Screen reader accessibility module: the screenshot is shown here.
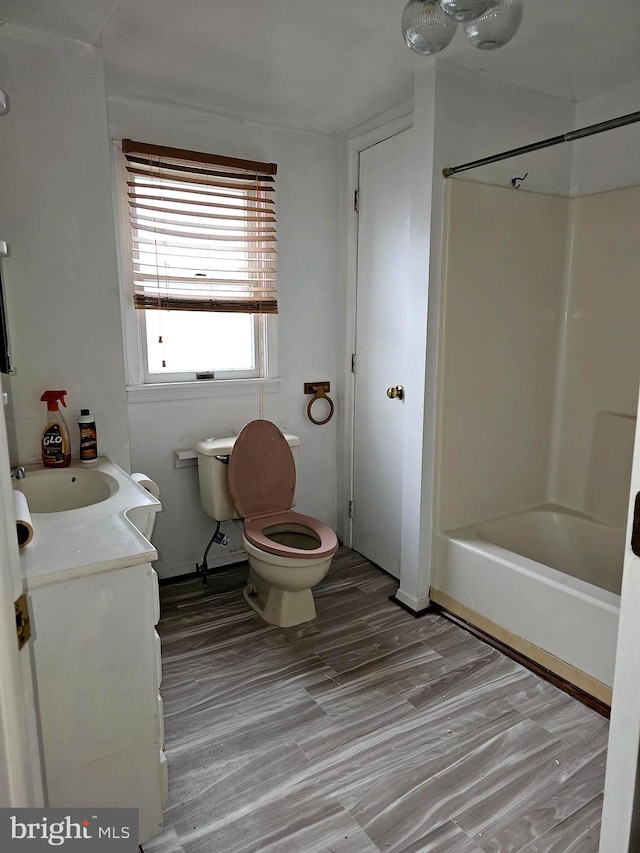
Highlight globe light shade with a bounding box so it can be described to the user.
[464,0,524,50]
[402,0,458,56]
[438,0,493,23]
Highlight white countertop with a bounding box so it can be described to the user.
[18,457,161,589]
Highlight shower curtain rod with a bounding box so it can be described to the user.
[443,109,640,178]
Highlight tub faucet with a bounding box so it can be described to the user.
[11,465,26,480]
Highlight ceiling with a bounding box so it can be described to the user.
[2,0,640,133]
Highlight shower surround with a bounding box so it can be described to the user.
[433,179,640,702]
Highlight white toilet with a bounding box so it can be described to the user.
[195,419,338,627]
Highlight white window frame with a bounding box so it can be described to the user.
[139,309,265,384]
[111,141,279,403]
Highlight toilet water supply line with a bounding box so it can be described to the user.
[195,521,231,586]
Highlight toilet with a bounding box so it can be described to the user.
[195,420,338,627]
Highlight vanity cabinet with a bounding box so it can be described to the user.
[18,458,166,845]
[28,561,167,843]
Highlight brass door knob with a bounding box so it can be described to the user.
[386,385,405,400]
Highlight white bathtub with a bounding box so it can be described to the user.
[434,505,624,700]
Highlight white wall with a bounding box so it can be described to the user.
[0,29,340,580]
[391,67,436,613]
[571,79,640,196]
[108,96,340,577]
[435,63,576,196]
[0,28,130,470]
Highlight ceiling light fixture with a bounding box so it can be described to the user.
[401,1,457,56]
[439,0,492,22]
[402,0,523,56]
[464,0,524,50]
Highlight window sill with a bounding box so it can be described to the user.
[127,377,282,403]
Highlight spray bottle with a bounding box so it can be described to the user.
[40,390,71,468]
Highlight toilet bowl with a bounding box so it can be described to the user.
[195,420,338,627]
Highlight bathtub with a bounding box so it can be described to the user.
[433,505,624,703]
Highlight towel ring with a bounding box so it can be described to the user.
[305,384,335,425]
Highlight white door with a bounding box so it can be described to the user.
[352,128,412,578]
[600,379,640,850]
[0,397,43,807]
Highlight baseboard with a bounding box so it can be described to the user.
[391,587,432,615]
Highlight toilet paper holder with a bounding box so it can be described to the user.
[304,382,334,426]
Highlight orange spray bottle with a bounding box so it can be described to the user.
[40,390,71,468]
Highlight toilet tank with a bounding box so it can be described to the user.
[195,433,300,521]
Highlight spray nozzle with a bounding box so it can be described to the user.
[40,390,68,411]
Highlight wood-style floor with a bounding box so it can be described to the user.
[143,547,608,853]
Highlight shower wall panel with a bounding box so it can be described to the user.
[437,179,568,532]
[550,186,640,525]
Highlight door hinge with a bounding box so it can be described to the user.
[15,592,31,651]
[351,353,356,373]
[354,189,359,213]
[348,500,355,519]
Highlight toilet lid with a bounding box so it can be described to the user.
[228,420,296,518]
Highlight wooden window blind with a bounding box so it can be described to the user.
[122,139,278,314]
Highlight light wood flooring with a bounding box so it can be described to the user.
[143,547,608,853]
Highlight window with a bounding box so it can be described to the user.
[120,139,277,386]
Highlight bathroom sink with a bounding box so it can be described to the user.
[14,468,118,513]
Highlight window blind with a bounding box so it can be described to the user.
[122,139,278,314]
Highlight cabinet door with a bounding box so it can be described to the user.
[30,562,164,842]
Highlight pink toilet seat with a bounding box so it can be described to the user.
[244,510,338,560]
[229,420,339,561]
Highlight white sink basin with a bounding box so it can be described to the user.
[14,468,119,513]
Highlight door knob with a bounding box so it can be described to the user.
[386,385,405,400]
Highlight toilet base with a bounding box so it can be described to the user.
[243,569,317,627]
